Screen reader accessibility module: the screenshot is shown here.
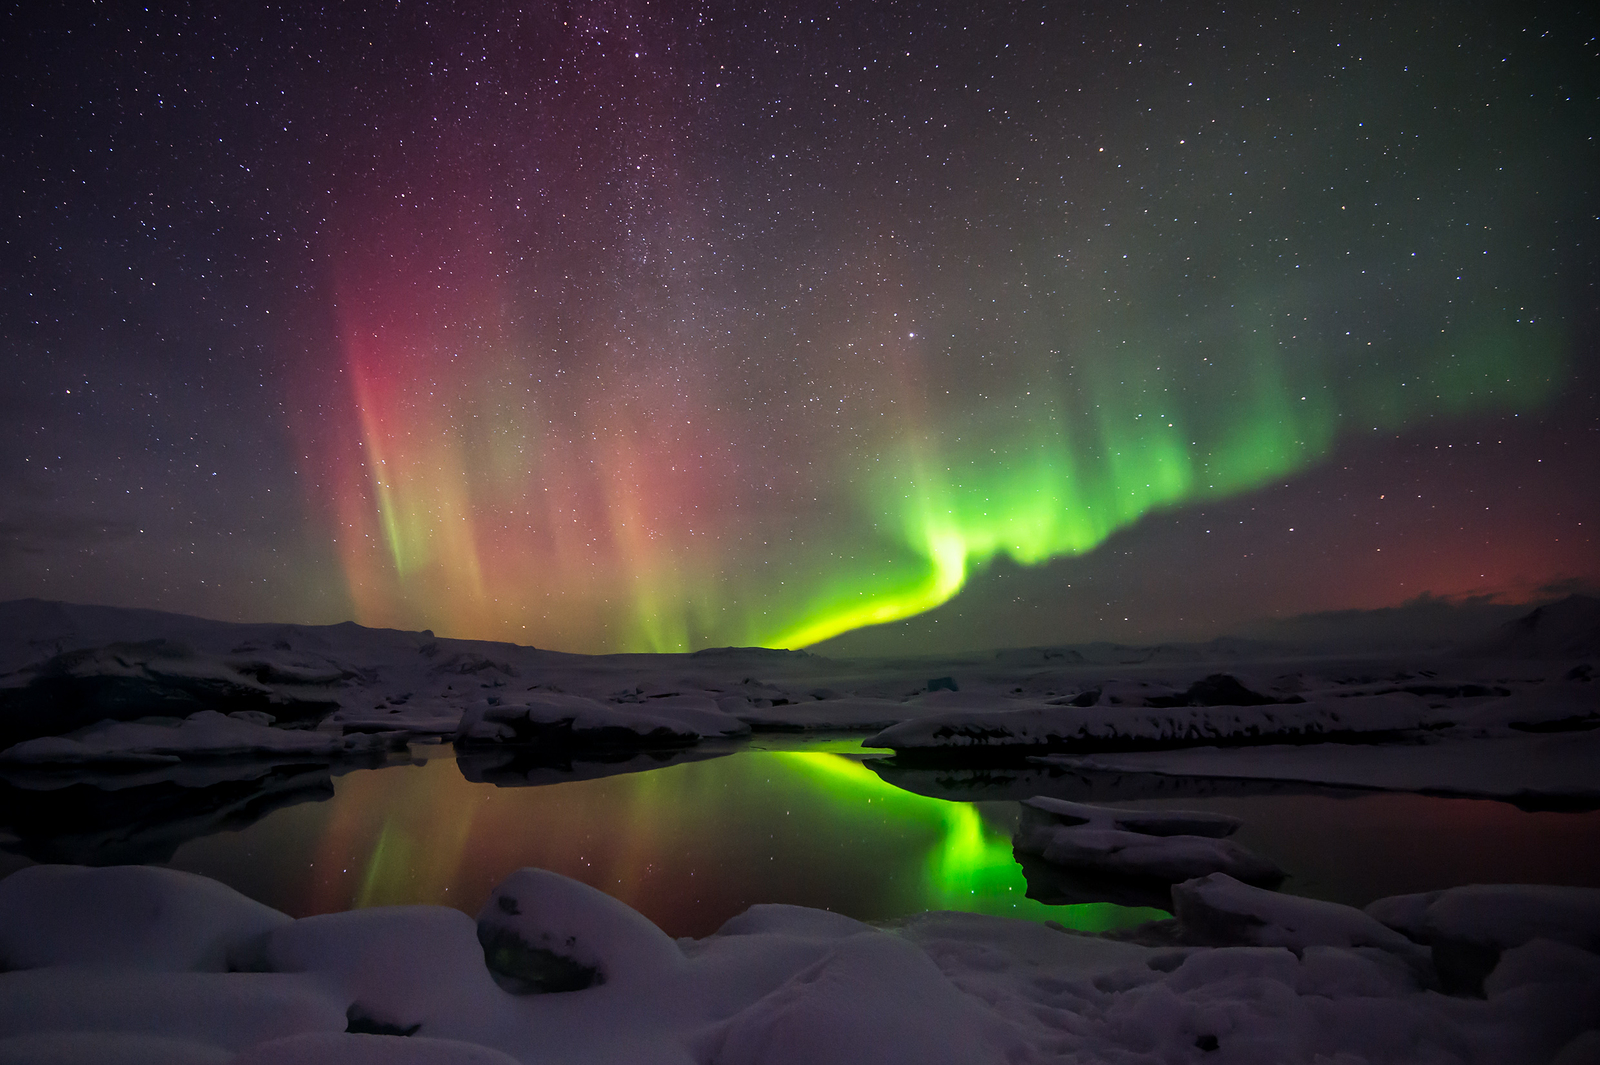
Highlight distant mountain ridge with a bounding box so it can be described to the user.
[1464,594,1600,660]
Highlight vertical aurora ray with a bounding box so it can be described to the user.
[286,4,1579,652]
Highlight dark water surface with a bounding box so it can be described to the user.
[3,737,1597,938]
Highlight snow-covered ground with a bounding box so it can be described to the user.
[0,596,1597,1061]
[0,862,1596,1064]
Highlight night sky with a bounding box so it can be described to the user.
[2,1,1596,654]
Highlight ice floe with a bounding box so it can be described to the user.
[1014,797,1283,886]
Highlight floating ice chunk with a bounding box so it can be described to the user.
[459,693,747,748]
[263,906,506,1037]
[231,1032,524,1065]
[0,1031,232,1065]
[475,868,684,993]
[1172,873,1420,954]
[1020,824,1284,885]
[1022,796,1243,838]
[0,864,290,972]
[732,697,907,731]
[0,711,355,765]
[1015,798,1279,885]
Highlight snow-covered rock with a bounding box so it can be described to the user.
[474,867,686,992]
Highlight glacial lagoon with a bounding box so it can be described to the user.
[4,735,1598,937]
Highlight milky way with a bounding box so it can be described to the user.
[3,2,1596,651]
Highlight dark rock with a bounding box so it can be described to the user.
[477,922,603,994]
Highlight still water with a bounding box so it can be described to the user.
[4,737,1598,938]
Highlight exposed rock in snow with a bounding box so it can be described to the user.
[476,868,686,993]
[1014,798,1283,886]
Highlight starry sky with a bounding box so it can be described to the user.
[2,0,1596,654]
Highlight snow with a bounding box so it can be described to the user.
[0,1032,234,1065]
[477,868,686,989]
[0,710,398,766]
[1039,730,1600,803]
[863,692,1448,755]
[1170,872,1424,955]
[1366,884,1600,953]
[1014,798,1283,885]
[233,1033,526,1064]
[0,863,289,971]
[2,599,1598,1060]
[2,863,1596,1064]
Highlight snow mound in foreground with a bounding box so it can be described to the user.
[1,863,1597,1064]
[0,863,289,972]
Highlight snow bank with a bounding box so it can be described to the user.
[693,931,1024,1065]
[0,1031,233,1064]
[232,1033,525,1065]
[1039,730,1600,802]
[1367,884,1600,953]
[0,864,289,971]
[730,697,906,731]
[1014,797,1282,885]
[1171,872,1423,955]
[1,863,1594,1064]
[0,711,399,766]
[864,691,1440,755]
[457,693,748,749]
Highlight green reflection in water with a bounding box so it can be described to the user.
[707,751,1165,931]
[345,746,1165,933]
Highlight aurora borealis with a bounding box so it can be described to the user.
[3,1,1596,652]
